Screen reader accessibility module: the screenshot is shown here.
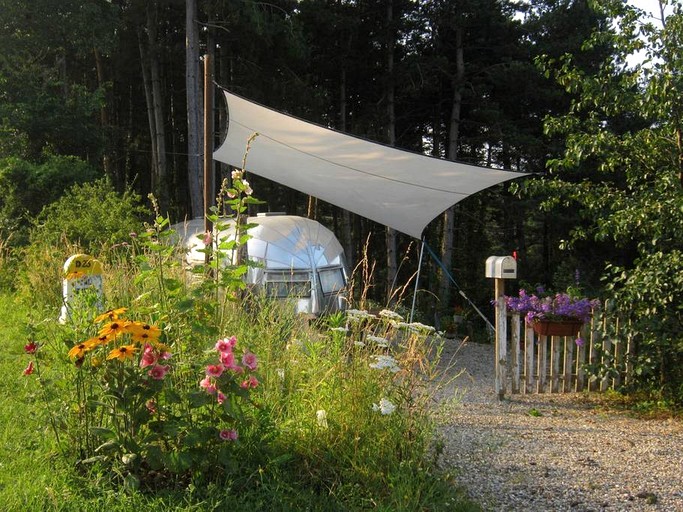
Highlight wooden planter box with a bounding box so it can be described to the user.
[532,319,583,337]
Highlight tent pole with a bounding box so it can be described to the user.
[409,238,425,323]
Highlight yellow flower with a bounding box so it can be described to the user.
[94,308,128,323]
[127,322,161,338]
[68,342,94,360]
[127,322,162,344]
[106,344,138,362]
[98,320,130,339]
[84,334,111,347]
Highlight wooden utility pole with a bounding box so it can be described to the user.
[203,53,214,234]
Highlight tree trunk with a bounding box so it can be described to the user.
[147,1,169,213]
[93,48,114,182]
[186,0,203,219]
[385,0,398,304]
[138,29,158,195]
[439,26,464,310]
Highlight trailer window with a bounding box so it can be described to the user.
[264,271,311,298]
[319,268,345,295]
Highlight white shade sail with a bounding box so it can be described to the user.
[213,90,525,239]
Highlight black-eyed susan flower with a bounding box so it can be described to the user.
[83,334,111,347]
[127,324,161,344]
[68,342,95,360]
[98,320,130,339]
[106,344,138,362]
[94,308,128,324]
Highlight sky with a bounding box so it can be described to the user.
[628,0,673,19]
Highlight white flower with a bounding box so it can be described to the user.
[231,169,243,180]
[367,335,390,347]
[397,321,436,334]
[316,409,328,428]
[276,368,285,380]
[379,309,403,321]
[347,309,377,321]
[372,398,396,415]
[330,326,348,333]
[369,354,400,373]
[353,341,366,347]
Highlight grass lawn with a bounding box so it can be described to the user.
[0,293,480,511]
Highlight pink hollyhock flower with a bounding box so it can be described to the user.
[219,429,238,441]
[215,337,234,353]
[140,343,157,368]
[206,363,224,378]
[146,399,157,414]
[23,361,34,376]
[24,341,38,354]
[216,391,226,404]
[220,351,235,368]
[240,375,259,389]
[203,231,212,245]
[200,376,217,394]
[231,365,244,375]
[159,351,172,360]
[148,364,170,380]
[242,351,258,371]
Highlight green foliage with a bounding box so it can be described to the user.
[31,178,147,251]
[515,2,683,403]
[0,154,101,244]
[3,164,475,509]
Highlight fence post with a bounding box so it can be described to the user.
[494,278,507,400]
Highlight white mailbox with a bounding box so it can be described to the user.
[485,255,517,279]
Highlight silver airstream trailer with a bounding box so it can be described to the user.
[173,213,348,315]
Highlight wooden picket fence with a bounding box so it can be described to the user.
[495,311,634,397]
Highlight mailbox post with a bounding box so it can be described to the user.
[485,256,517,400]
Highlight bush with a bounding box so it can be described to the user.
[0,154,100,245]
[16,179,148,307]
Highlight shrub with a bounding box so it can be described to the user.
[16,179,147,307]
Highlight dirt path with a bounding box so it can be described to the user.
[433,340,683,512]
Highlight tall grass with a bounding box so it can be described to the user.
[0,185,479,510]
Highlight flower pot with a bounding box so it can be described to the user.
[532,319,583,337]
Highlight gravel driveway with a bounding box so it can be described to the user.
[432,340,683,512]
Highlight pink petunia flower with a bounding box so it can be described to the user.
[242,351,258,371]
[23,361,34,376]
[140,343,157,368]
[206,364,224,378]
[24,341,38,354]
[240,375,259,389]
[148,364,170,380]
[219,429,238,441]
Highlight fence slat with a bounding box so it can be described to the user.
[551,336,561,392]
[511,315,521,393]
[525,325,535,393]
[537,334,547,393]
[564,334,574,392]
